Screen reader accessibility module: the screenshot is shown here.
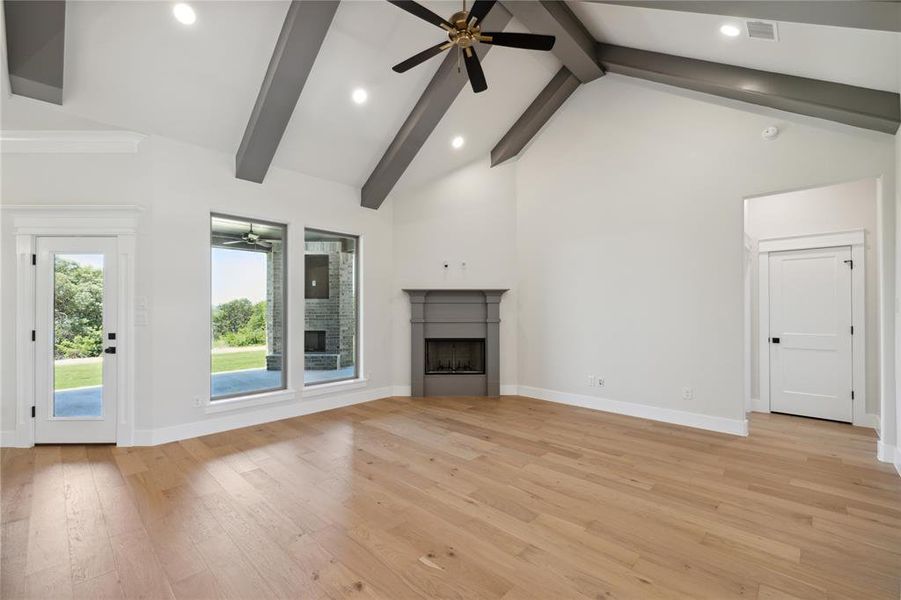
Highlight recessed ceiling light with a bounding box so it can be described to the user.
[351,88,368,105]
[451,136,464,149]
[173,3,196,25]
[719,24,741,37]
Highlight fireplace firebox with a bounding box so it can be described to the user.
[305,330,326,353]
[425,339,485,375]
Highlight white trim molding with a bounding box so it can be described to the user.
[756,229,869,428]
[757,229,865,253]
[204,388,297,415]
[0,130,146,154]
[876,440,901,477]
[3,205,141,447]
[136,385,393,446]
[518,386,748,437]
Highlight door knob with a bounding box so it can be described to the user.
[770,337,780,344]
[103,346,117,354]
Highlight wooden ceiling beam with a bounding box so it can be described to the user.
[236,0,340,183]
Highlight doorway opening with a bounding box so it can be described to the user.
[744,178,879,427]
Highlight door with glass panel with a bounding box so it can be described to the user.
[35,237,118,443]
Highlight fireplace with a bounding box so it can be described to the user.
[425,339,485,374]
[305,330,326,353]
[404,289,507,396]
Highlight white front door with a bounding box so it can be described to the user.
[35,237,118,443]
[769,246,853,423]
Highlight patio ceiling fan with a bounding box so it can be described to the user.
[222,224,276,250]
[388,0,556,93]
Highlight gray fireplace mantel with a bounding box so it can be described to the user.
[403,289,508,397]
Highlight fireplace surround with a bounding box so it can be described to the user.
[403,289,507,396]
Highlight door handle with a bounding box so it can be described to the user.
[770,337,780,344]
[103,346,117,354]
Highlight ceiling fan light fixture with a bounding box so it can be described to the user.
[173,3,196,25]
[351,88,368,105]
[451,135,465,149]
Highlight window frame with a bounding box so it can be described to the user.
[303,227,360,388]
[209,212,289,402]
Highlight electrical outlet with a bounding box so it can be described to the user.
[192,396,202,408]
[681,387,694,400]
[587,375,596,387]
[597,377,605,389]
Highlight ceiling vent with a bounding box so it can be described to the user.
[746,20,778,41]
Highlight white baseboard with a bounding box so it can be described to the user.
[0,430,25,448]
[518,386,748,437]
[860,413,879,430]
[750,397,768,413]
[392,385,412,397]
[500,384,519,396]
[133,385,393,446]
[877,440,901,476]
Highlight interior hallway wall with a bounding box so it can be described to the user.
[745,178,881,416]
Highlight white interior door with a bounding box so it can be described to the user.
[769,246,852,422]
[35,237,118,443]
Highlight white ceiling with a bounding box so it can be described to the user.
[568,2,900,93]
[3,1,897,194]
[45,0,561,189]
[63,0,289,152]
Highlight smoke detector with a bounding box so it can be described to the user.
[761,126,779,141]
[747,20,779,41]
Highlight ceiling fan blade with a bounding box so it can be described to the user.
[255,240,273,249]
[463,47,488,94]
[467,0,495,26]
[393,42,452,73]
[387,1,454,31]
[222,240,244,245]
[479,32,555,51]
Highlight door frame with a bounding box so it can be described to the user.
[7,205,139,447]
[757,229,867,426]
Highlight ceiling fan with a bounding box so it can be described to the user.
[389,0,556,93]
[221,224,276,250]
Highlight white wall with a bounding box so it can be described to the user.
[390,158,518,392]
[746,178,880,416]
[1,98,395,442]
[3,73,898,444]
[388,75,896,434]
[505,80,901,438]
[514,76,895,425]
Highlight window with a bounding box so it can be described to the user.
[304,228,358,385]
[210,215,286,400]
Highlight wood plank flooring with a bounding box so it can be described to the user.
[2,396,900,599]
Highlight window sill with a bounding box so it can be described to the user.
[204,388,296,414]
[303,377,368,397]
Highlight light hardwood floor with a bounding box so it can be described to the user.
[2,396,900,599]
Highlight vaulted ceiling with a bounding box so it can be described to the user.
[3,1,899,203]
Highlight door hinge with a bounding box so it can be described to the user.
[31,254,36,266]
[31,330,35,342]
[844,259,853,269]
[850,325,854,335]
[31,406,35,418]
[851,390,855,400]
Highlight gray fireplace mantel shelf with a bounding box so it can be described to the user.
[403,289,508,397]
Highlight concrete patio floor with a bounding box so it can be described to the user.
[53,366,358,415]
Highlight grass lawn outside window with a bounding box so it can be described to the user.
[54,349,266,390]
